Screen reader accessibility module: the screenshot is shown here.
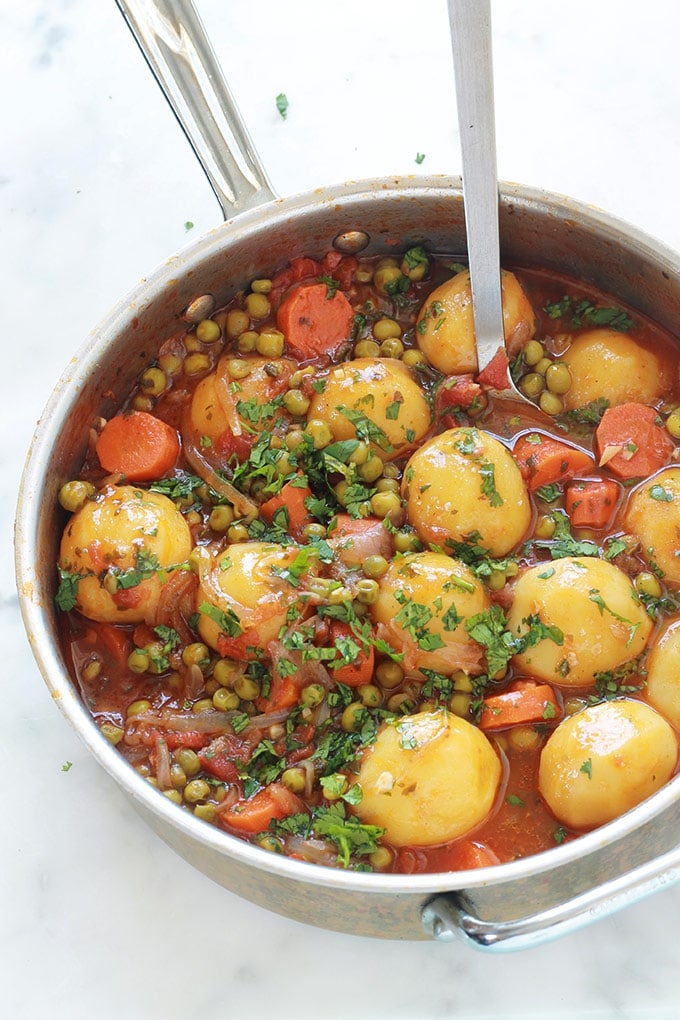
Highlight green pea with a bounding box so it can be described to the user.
[209,504,235,532]
[545,362,572,395]
[196,318,222,343]
[184,779,211,803]
[356,578,380,604]
[193,802,218,823]
[174,749,201,777]
[213,687,240,711]
[283,389,311,416]
[363,554,389,579]
[58,479,95,513]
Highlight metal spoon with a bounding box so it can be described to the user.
[448,0,542,413]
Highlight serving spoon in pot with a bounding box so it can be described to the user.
[447,0,552,422]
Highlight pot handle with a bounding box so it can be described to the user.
[114,0,277,218]
[421,844,680,951]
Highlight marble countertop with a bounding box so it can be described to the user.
[4,1,680,1017]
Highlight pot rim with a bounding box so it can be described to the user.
[15,173,680,897]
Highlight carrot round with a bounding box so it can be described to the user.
[220,783,305,834]
[513,432,594,490]
[96,411,180,481]
[565,477,620,530]
[276,281,354,359]
[479,680,560,731]
[329,620,375,687]
[259,476,315,540]
[595,402,674,479]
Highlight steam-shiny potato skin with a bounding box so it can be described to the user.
[402,427,531,556]
[306,357,431,460]
[623,468,680,584]
[354,709,502,846]
[644,619,680,729]
[415,269,536,375]
[538,700,678,830]
[58,485,192,624]
[562,329,665,411]
[370,551,490,674]
[508,557,652,686]
[196,541,310,659]
[190,356,295,444]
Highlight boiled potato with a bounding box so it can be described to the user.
[508,557,653,687]
[196,541,313,659]
[370,551,490,674]
[644,618,680,729]
[402,427,531,556]
[354,709,502,846]
[562,329,665,411]
[190,356,296,444]
[415,269,536,375]
[58,485,192,624]
[539,699,678,830]
[306,357,431,460]
[623,468,680,585]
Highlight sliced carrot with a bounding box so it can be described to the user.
[328,620,375,687]
[255,671,300,714]
[276,281,354,359]
[479,679,560,731]
[97,622,132,662]
[565,477,620,529]
[220,783,305,834]
[259,476,315,540]
[513,432,594,490]
[476,348,510,389]
[96,410,180,482]
[595,402,674,479]
[428,839,501,871]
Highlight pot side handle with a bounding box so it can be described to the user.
[115,0,277,218]
[421,845,680,951]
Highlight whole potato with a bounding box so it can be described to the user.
[306,357,431,460]
[370,551,491,674]
[562,329,665,411]
[415,269,536,375]
[644,618,680,729]
[196,540,314,659]
[623,468,680,584]
[507,556,653,686]
[58,485,192,624]
[539,699,678,829]
[401,426,531,556]
[354,709,502,846]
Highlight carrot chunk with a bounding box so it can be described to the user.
[595,402,674,479]
[276,281,354,359]
[479,680,560,731]
[513,432,594,490]
[565,477,620,529]
[259,476,315,540]
[220,783,305,834]
[328,621,375,687]
[96,410,180,481]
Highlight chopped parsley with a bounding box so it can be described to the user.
[276,92,289,119]
[198,601,242,637]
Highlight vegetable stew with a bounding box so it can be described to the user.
[56,247,680,874]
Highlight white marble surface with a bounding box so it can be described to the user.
[4,1,680,1017]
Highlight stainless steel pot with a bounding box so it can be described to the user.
[14,0,680,950]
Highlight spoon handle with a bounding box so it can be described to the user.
[447,0,504,373]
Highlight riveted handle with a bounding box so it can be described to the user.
[115,0,276,219]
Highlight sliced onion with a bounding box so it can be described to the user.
[181,408,257,519]
[155,736,172,790]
